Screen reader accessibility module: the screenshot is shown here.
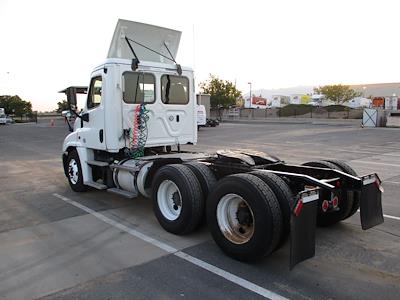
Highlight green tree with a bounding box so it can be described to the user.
[313,85,361,104]
[0,95,32,116]
[199,74,242,108]
[56,99,69,113]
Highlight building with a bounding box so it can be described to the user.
[351,82,400,98]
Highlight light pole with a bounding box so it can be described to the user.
[247,82,252,108]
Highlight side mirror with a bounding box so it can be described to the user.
[81,113,89,122]
[66,87,77,108]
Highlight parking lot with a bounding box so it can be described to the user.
[0,120,399,300]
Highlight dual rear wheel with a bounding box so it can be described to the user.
[302,160,360,226]
[152,165,293,261]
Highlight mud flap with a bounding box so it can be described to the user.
[290,190,319,269]
[360,174,384,230]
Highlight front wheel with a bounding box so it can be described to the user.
[65,150,87,192]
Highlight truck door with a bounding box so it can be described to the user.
[122,72,194,148]
[80,74,106,150]
[157,74,193,144]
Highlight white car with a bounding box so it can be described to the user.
[0,114,7,125]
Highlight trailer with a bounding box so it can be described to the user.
[61,19,384,269]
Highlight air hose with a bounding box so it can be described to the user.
[127,103,149,158]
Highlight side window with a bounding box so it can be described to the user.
[87,76,102,109]
[123,72,155,104]
[161,75,189,104]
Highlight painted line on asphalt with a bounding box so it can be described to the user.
[357,210,400,221]
[383,214,400,221]
[384,181,400,185]
[352,160,400,168]
[53,193,288,300]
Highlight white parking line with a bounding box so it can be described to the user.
[53,193,289,300]
[356,210,400,221]
[384,181,400,185]
[383,214,400,221]
[352,160,400,168]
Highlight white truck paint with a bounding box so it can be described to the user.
[62,20,197,185]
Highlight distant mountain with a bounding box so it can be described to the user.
[245,86,314,99]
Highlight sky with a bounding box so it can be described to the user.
[0,0,399,111]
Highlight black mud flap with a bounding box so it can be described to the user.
[290,189,319,270]
[360,174,384,230]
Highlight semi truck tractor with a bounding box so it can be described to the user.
[61,19,384,268]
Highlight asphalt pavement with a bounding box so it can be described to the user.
[0,120,399,300]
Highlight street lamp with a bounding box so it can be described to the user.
[247,82,252,108]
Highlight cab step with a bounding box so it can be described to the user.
[87,160,110,167]
[85,181,108,190]
[107,188,138,198]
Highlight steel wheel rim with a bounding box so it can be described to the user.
[68,159,79,185]
[157,180,182,221]
[217,193,255,244]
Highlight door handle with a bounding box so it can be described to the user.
[176,115,180,122]
[99,129,104,143]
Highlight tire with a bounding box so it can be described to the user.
[323,159,360,219]
[152,164,204,235]
[206,173,282,261]
[250,171,294,249]
[184,162,218,226]
[184,162,217,198]
[65,150,87,192]
[302,160,354,226]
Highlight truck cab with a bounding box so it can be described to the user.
[63,20,197,159]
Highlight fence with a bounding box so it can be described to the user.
[210,106,363,120]
[13,112,38,123]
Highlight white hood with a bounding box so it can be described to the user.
[107,19,181,63]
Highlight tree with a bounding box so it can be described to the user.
[56,100,69,113]
[313,85,361,104]
[199,74,243,108]
[0,95,32,116]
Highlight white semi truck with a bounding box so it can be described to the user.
[61,20,384,268]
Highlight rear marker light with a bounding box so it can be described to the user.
[294,199,304,217]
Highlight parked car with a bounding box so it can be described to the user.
[0,113,6,125]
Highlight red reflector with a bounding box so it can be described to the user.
[332,196,339,208]
[322,200,329,212]
[375,180,384,193]
[336,181,341,188]
[294,199,304,217]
